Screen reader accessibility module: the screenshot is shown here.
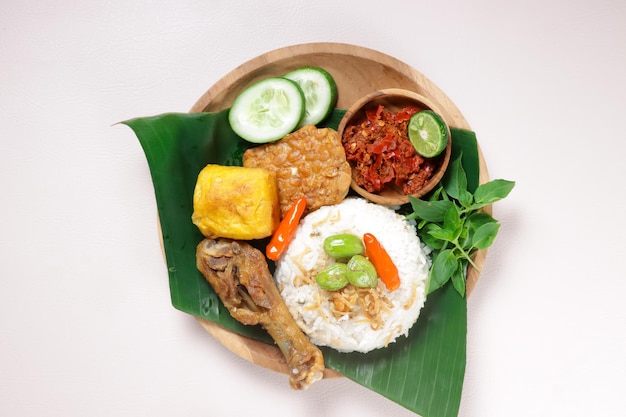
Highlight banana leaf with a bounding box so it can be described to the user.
[122,110,479,417]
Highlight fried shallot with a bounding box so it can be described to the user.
[196,238,325,390]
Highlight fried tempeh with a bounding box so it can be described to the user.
[243,125,351,216]
[196,238,325,390]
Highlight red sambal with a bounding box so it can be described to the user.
[342,104,440,195]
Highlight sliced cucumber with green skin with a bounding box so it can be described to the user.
[228,77,305,143]
[283,66,337,127]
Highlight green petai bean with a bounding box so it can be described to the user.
[316,263,349,291]
[323,233,365,259]
[346,255,378,288]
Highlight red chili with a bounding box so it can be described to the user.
[369,133,395,154]
[363,232,400,291]
[266,197,307,261]
[365,104,384,123]
[393,105,420,121]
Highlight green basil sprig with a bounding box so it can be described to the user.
[407,154,515,297]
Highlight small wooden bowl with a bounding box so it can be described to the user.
[337,88,452,205]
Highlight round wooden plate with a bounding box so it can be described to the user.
[190,42,490,378]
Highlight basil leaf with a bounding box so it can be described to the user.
[408,196,453,223]
[451,261,466,297]
[443,154,468,200]
[459,189,474,209]
[443,204,463,240]
[428,249,458,294]
[427,224,456,242]
[470,221,501,249]
[466,211,496,230]
[428,185,445,201]
[472,179,516,207]
[420,223,445,250]
[462,212,496,247]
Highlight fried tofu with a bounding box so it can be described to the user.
[192,164,279,240]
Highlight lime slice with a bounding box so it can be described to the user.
[283,66,338,126]
[407,110,448,158]
[228,77,305,143]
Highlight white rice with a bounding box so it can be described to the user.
[274,197,430,353]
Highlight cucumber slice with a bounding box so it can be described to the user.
[228,77,305,143]
[283,66,337,126]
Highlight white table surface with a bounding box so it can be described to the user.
[2,1,625,416]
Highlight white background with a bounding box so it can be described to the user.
[2,1,625,416]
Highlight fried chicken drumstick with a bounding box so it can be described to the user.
[196,238,325,390]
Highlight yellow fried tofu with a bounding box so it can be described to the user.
[191,164,280,240]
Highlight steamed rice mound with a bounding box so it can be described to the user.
[274,198,430,353]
